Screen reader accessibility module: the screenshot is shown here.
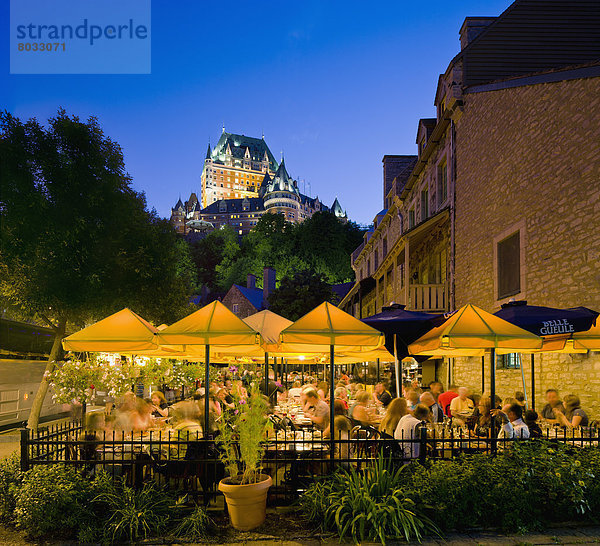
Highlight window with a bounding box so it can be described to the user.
[497,232,521,299]
[367,259,371,277]
[232,303,239,313]
[374,250,379,270]
[420,188,429,221]
[437,161,447,206]
[497,353,520,369]
[382,237,387,257]
[408,208,415,229]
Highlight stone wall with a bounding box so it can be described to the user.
[222,286,259,319]
[452,75,600,417]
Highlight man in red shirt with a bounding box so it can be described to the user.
[437,385,459,417]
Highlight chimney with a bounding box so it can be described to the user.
[459,17,495,50]
[262,267,276,308]
[247,274,256,290]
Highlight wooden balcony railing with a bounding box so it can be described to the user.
[409,283,448,312]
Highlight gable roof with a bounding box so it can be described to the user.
[233,284,264,310]
[456,0,600,87]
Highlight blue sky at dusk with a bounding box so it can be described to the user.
[1,0,512,225]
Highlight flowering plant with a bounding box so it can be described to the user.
[216,384,272,484]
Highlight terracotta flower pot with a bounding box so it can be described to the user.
[218,474,273,531]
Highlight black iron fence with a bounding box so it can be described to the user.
[20,422,600,505]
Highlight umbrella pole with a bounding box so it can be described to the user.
[376,358,380,383]
[531,354,535,410]
[490,348,496,453]
[519,353,529,409]
[264,352,269,396]
[329,344,335,473]
[204,344,210,437]
[394,335,401,399]
[481,356,485,394]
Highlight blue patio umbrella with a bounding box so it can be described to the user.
[494,300,599,408]
[362,304,443,395]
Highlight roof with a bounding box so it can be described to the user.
[233,284,264,311]
[174,198,184,211]
[331,198,346,217]
[200,197,265,214]
[261,158,301,196]
[331,282,354,302]
[416,118,437,144]
[211,131,278,171]
[455,0,600,87]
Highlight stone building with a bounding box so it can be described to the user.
[222,268,277,318]
[170,130,346,236]
[341,0,600,413]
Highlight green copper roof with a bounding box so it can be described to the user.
[211,131,278,171]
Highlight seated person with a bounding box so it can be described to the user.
[471,396,501,438]
[420,391,444,423]
[302,390,330,431]
[524,409,543,438]
[373,382,393,407]
[379,397,408,437]
[348,391,375,426]
[394,404,430,459]
[150,391,169,418]
[323,400,351,438]
[553,394,589,428]
[404,389,420,412]
[540,389,565,425]
[288,381,303,400]
[169,401,203,459]
[491,402,530,441]
[449,387,475,424]
[334,386,349,410]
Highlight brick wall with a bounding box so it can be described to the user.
[452,75,600,416]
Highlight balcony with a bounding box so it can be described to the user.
[408,283,448,312]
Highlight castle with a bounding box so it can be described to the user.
[170,129,346,236]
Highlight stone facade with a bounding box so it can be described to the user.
[221,285,260,319]
[341,1,600,413]
[451,74,600,416]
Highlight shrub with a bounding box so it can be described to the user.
[93,477,174,542]
[301,455,439,544]
[0,452,23,522]
[14,464,96,538]
[398,441,599,533]
[172,503,214,540]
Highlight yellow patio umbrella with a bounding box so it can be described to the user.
[157,300,259,433]
[573,321,600,350]
[280,301,385,458]
[409,304,542,440]
[62,308,161,353]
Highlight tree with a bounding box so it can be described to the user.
[0,110,195,428]
[268,269,335,321]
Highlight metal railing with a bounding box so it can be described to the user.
[20,421,600,505]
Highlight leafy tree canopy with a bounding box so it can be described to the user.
[0,109,195,427]
[189,211,364,294]
[268,269,335,321]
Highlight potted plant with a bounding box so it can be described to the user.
[217,383,273,531]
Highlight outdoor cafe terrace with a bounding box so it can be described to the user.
[19,299,600,505]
